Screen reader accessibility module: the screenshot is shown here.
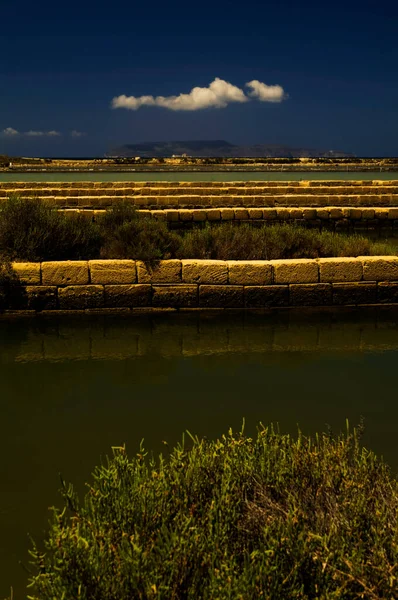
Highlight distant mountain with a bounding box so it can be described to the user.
[108,140,355,158]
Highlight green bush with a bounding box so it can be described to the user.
[0,254,19,310]
[28,425,398,599]
[0,196,102,261]
[177,222,395,260]
[97,203,180,264]
[0,197,395,262]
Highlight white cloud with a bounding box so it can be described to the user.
[70,130,86,138]
[246,80,286,103]
[1,128,62,138]
[25,130,61,137]
[112,77,252,111]
[2,127,19,136]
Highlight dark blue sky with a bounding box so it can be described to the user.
[1,0,397,157]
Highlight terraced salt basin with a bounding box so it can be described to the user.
[2,309,398,597]
[2,170,398,597]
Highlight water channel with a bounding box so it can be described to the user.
[1,171,398,182]
[1,309,398,597]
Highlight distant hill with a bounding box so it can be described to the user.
[108,140,355,158]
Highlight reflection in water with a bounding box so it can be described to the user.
[1,309,398,597]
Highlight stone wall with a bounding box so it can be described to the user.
[56,206,398,231]
[1,181,398,210]
[3,257,398,314]
[2,180,398,229]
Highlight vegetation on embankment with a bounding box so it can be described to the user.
[0,256,18,309]
[3,155,398,171]
[176,222,394,260]
[26,424,398,599]
[0,197,394,263]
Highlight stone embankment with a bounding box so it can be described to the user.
[2,180,398,229]
[3,257,398,314]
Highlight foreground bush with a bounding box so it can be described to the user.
[178,222,394,260]
[28,425,398,599]
[97,203,180,264]
[0,197,395,262]
[0,196,101,261]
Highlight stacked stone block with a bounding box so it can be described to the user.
[2,257,398,313]
[1,180,398,229]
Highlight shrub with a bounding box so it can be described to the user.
[0,196,102,261]
[28,424,398,599]
[0,198,394,263]
[97,203,180,264]
[177,222,395,260]
[0,254,19,310]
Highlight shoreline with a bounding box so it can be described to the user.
[2,157,398,174]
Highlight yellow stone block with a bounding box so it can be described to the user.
[58,285,104,309]
[12,262,41,284]
[276,208,290,220]
[220,209,235,220]
[228,261,272,285]
[360,256,398,281]
[151,210,167,220]
[152,285,198,307]
[319,258,363,282]
[350,208,363,220]
[89,260,136,284]
[179,209,193,221]
[289,208,303,219]
[330,207,344,219]
[192,210,207,221]
[104,284,151,307]
[302,208,317,219]
[234,208,249,220]
[182,259,228,284]
[271,259,319,284]
[166,210,180,221]
[206,209,221,221]
[137,259,181,283]
[42,261,89,285]
[248,208,263,219]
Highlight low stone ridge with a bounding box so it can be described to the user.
[2,181,398,234]
[34,205,398,231]
[2,257,398,313]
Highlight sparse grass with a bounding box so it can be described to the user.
[0,196,102,261]
[27,424,398,599]
[177,222,395,260]
[97,202,180,264]
[0,197,395,262]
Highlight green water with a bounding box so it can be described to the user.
[2,309,398,597]
[1,171,398,182]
